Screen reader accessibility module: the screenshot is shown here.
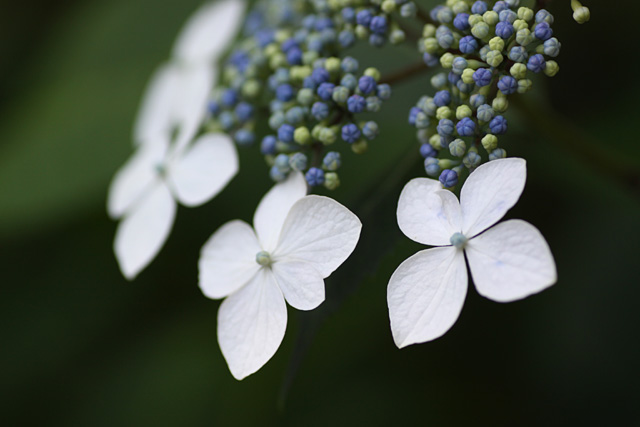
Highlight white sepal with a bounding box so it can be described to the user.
[272,261,325,311]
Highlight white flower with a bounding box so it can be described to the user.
[387,158,557,348]
[108,133,238,279]
[133,0,246,151]
[198,172,362,380]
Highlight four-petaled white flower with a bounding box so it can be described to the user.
[108,134,238,279]
[134,0,247,152]
[198,172,362,380]
[388,158,557,348]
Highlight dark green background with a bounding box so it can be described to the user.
[1,0,638,425]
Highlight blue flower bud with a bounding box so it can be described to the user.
[270,100,285,113]
[534,22,553,41]
[497,75,518,95]
[316,82,335,101]
[436,26,454,49]
[431,73,448,89]
[489,115,508,134]
[323,151,341,171]
[456,117,477,136]
[456,80,474,93]
[543,37,561,57]
[261,135,277,155]
[527,53,546,73]
[276,84,295,102]
[473,68,493,87]
[302,15,316,30]
[303,76,317,90]
[452,57,468,75]
[286,47,303,65]
[362,121,379,139]
[448,71,461,85]
[356,9,373,26]
[340,74,357,91]
[366,96,383,113]
[305,167,325,187]
[289,152,308,171]
[219,111,235,131]
[476,104,495,122]
[418,97,437,115]
[358,75,377,95]
[436,6,454,23]
[499,9,517,23]
[434,90,451,107]
[437,118,455,136]
[285,106,305,125]
[274,153,291,172]
[234,102,253,122]
[415,111,429,128]
[235,129,254,147]
[453,13,470,30]
[424,157,441,177]
[423,53,439,67]
[341,56,359,73]
[459,36,479,54]
[508,46,528,63]
[469,94,486,109]
[370,16,388,34]
[278,124,295,143]
[463,151,482,169]
[221,88,238,107]
[342,123,361,143]
[208,100,220,116]
[420,143,437,158]
[535,9,554,25]
[495,21,514,38]
[505,0,520,7]
[376,84,391,100]
[268,111,285,130]
[339,30,356,47]
[270,165,287,182]
[347,94,366,113]
[449,139,466,157]
[400,2,416,18]
[408,107,421,125]
[342,7,356,23]
[489,148,507,160]
[369,33,385,47]
[311,102,329,121]
[493,1,508,12]
[471,1,488,14]
[314,17,334,31]
[311,67,330,85]
[439,169,458,188]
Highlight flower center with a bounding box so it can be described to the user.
[450,232,468,249]
[255,251,272,267]
[154,163,167,177]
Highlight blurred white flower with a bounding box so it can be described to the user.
[108,133,238,279]
[133,0,247,151]
[199,172,362,380]
[388,158,557,348]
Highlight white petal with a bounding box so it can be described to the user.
[170,65,215,154]
[168,133,238,207]
[107,141,168,219]
[133,64,180,146]
[274,195,361,278]
[387,246,467,348]
[460,158,527,238]
[217,269,287,380]
[172,0,247,64]
[397,178,461,246]
[465,219,557,303]
[272,261,325,311]
[253,171,307,252]
[114,183,176,280]
[199,220,261,299]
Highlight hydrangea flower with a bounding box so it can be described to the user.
[198,172,362,379]
[387,158,557,348]
[108,134,238,279]
[133,0,246,151]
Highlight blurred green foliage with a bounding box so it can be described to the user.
[1,0,639,425]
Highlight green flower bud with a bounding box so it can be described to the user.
[319,127,337,145]
[488,37,505,52]
[290,65,312,83]
[449,139,466,158]
[492,95,509,113]
[241,79,261,98]
[471,22,490,39]
[303,50,319,65]
[311,125,324,140]
[517,79,533,93]
[510,63,527,79]
[436,106,453,120]
[381,0,396,13]
[390,29,406,44]
[423,24,436,38]
[423,37,440,53]
[324,172,340,190]
[294,127,311,145]
[440,52,455,68]
[515,29,533,46]
[430,133,443,149]
[483,10,499,25]
[481,134,498,151]
[264,43,279,57]
[486,50,504,67]
[439,159,456,169]
[325,57,341,74]
[456,105,472,119]
[572,3,590,24]
[513,19,528,31]
[517,7,534,21]
[468,14,483,26]
[355,24,369,39]
[364,67,381,82]
[452,1,469,14]
[544,60,560,77]
[462,68,476,84]
[269,53,286,69]
[351,139,368,154]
